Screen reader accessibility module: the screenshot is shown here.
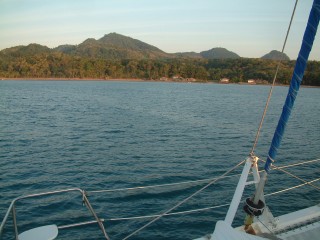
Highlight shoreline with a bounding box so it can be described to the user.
[1,77,319,88]
[0,77,145,82]
[0,77,212,84]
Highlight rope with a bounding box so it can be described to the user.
[108,204,230,221]
[102,177,320,223]
[84,158,319,236]
[256,216,276,236]
[265,178,320,197]
[261,159,320,192]
[273,168,320,191]
[250,0,299,156]
[86,158,320,195]
[121,159,246,240]
[87,173,241,194]
[274,158,320,170]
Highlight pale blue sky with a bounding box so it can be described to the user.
[1,0,319,60]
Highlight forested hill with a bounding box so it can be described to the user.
[54,33,172,59]
[200,48,240,59]
[261,50,290,61]
[0,33,319,86]
[174,48,240,59]
[0,32,284,61]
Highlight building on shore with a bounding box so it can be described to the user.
[247,79,256,84]
[220,78,230,84]
[160,77,169,81]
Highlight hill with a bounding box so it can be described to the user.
[200,48,240,59]
[174,52,202,58]
[1,44,51,57]
[53,44,76,54]
[98,33,163,52]
[0,33,242,61]
[0,33,243,61]
[2,33,318,85]
[261,50,290,61]
[55,33,172,59]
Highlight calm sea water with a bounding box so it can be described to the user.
[0,80,319,240]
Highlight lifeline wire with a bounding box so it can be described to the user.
[261,159,320,192]
[121,159,246,240]
[87,158,320,194]
[250,0,299,156]
[265,178,320,197]
[104,178,320,223]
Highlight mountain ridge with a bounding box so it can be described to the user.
[1,33,289,61]
[52,33,172,59]
[1,36,319,86]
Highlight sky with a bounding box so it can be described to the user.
[0,0,319,60]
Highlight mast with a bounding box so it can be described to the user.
[247,0,320,224]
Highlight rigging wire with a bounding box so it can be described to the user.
[250,0,299,156]
[121,159,246,240]
[265,177,320,197]
[108,203,230,221]
[273,168,320,191]
[86,158,320,194]
[261,159,320,191]
[94,158,319,225]
[73,158,319,235]
[103,178,320,223]
[256,216,276,236]
[87,173,240,194]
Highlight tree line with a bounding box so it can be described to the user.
[0,52,319,86]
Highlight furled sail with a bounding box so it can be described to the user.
[265,0,320,173]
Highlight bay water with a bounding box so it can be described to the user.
[0,80,319,239]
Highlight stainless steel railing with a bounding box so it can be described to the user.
[0,188,110,240]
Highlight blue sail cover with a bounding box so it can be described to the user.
[265,0,320,173]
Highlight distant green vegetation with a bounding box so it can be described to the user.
[0,52,319,85]
[0,33,319,85]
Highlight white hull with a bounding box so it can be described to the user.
[195,204,320,240]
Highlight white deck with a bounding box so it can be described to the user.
[271,204,320,240]
[195,204,320,240]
